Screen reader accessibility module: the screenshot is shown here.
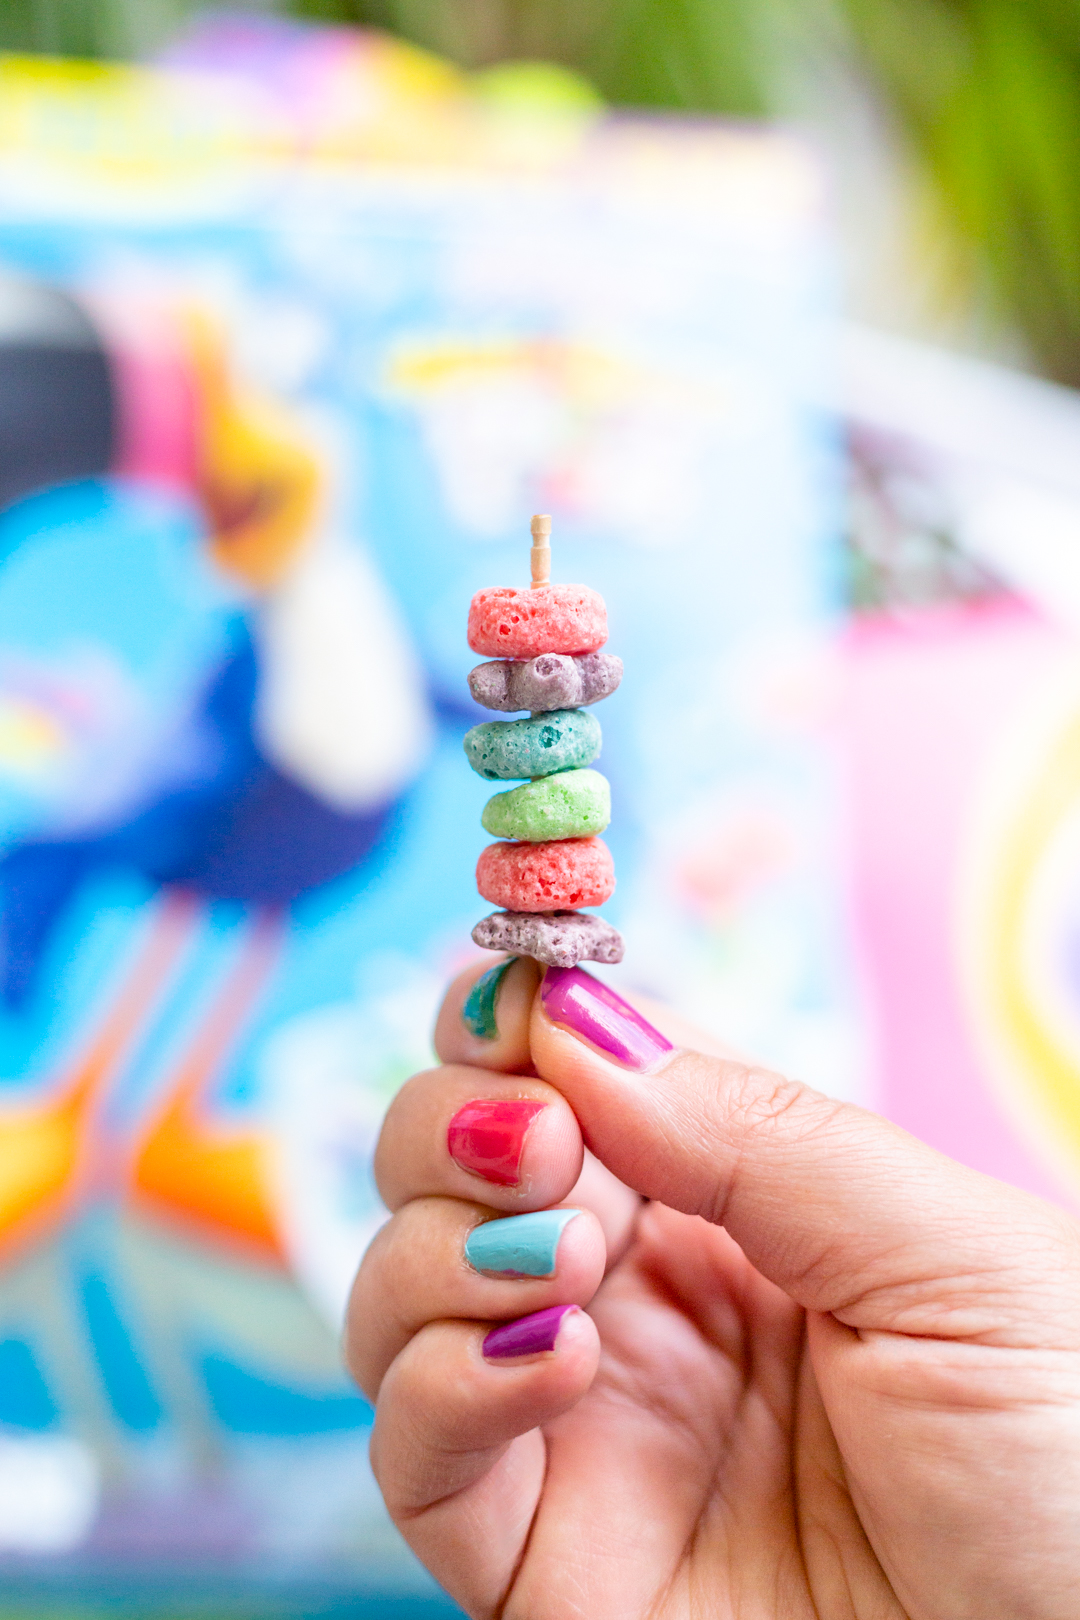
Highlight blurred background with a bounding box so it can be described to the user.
[6,0,1080,380]
[2,2,1080,1616]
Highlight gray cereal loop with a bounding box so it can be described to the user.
[468,651,623,713]
[471,909,625,968]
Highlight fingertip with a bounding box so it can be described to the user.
[435,955,542,1072]
[378,1310,598,1466]
[473,1303,601,1423]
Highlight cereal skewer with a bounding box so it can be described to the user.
[465,516,624,968]
[530,512,551,587]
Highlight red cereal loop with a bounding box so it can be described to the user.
[476,837,615,911]
[467,585,607,659]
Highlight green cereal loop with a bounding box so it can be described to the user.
[481,768,611,842]
[462,956,517,1040]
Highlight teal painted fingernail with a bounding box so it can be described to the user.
[462,957,516,1040]
[465,1209,582,1278]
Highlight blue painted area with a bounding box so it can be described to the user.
[0,606,395,1008]
[0,867,158,1090]
[199,1351,373,1436]
[100,900,242,1126]
[78,1272,163,1433]
[0,1336,58,1429]
[0,479,234,721]
[252,731,482,1036]
[0,1574,463,1616]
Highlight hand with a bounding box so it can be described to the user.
[346,957,1080,1618]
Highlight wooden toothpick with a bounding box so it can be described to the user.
[530,513,551,588]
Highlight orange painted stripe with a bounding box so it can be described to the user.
[0,892,197,1254]
[130,911,285,1264]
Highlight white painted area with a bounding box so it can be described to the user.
[255,527,433,811]
[947,471,1080,631]
[0,1434,99,1552]
[839,324,1080,495]
[262,956,442,1329]
[836,323,1080,631]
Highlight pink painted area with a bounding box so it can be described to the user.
[85,297,198,488]
[108,336,198,489]
[841,600,1075,1207]
[161,16,365,110]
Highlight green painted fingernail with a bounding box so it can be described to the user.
[462,957,516,1040]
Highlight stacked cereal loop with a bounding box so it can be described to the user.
[466,516,624,969]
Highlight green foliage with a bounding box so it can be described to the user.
[287,0,768,112]
[838,0,1080,381]
[0,0,196,58]
[584,0,767,117]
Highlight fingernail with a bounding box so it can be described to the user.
[465,1209,581,1278]
[462,957,516,1040]
[448,1098,546,1186]
[540,965,674,1072]
[483,1303,579,1361]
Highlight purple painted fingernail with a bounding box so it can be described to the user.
[541,965,674,1072]
[482,1304,579,1361]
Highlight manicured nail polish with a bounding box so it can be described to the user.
[448,1098,546,1186]
[483,1303,579,1361]
[462,957,516,1040]
[465,1208,581,1277]
[541,965,674,1072]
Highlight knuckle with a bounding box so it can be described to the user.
[343,1276,380,1385]
[721,1064,834,1146]
[378,1066,433,1134]
[706,1064,850,1231]
[342,1220,410,1398]
[372,1067,439,1200]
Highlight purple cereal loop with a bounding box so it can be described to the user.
[467,652,623,714]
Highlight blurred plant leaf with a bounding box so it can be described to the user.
[838,0,1080,380]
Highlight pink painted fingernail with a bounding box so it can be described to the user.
[541,966,674,1072]
[482,1304,579,1361]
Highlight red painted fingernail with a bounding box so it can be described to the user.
[447,1099,546,1187]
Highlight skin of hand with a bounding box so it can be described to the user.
[346,956,1080,1620]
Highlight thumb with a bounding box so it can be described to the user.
[530,966,1080,1346]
